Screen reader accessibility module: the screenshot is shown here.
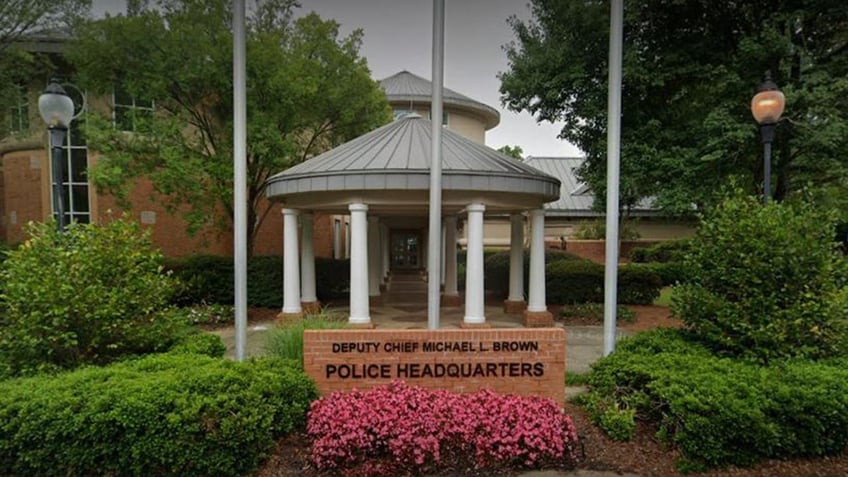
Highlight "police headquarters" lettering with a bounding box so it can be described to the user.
[325,362,545,379]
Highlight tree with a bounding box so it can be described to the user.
[67,0,391,255]
[500,0,848,214]
[496,144,524,160]
[0,0,91,136]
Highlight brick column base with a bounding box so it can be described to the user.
[503,299,527,314]
[523,310,554,327]
[301,301,322,315]
[277,311,303,322]
[346,322,376,329]
[459,321,491,329]
[441,294,463,307]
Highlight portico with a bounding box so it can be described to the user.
[266,114,560,327]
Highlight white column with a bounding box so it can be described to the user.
[508,214,525,302]
[300,212,317,304]
[333,217,341,259]
[444,215,458,296]
[528,209,547,312]
[463,203,486,324]
[344,217,351,259]
[282,208,301,314]
[441,222,446,287]
[381,224,390,281]
[348,204,370,324]
[368,216,381,297]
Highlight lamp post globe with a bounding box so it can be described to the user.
[751,71,785,204]
[38,79,75,230]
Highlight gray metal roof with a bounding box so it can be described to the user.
[380,71,500,129]
[266,114,559,208]
[524,156,658,217]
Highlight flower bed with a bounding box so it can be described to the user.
[307,382,579,475]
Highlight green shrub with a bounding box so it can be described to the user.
[577,392,635,441]
[630,239,692,263]
[559,303,635,323]
[0,219,188,377]
[544,260,663,305]
[315,257,350,300]
[584,329,848,471]
[640,261,690,286]
[0,353,318,477]
[672,194,848,362]
[168,332,227,357]
[485,249,585,299]
[264,313,347,367]
[546,259,604,303]
[574,219,640,240]
[617,264,662,304]
[169,255,351,307]
[182,303,235,326]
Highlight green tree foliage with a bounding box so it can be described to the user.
[496,144,524,160]
[0,0,91,136]
[66,0,391,254]
[672,193,848,362]
[0,218,187,377]
[500,0,848,213]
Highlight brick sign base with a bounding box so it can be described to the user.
[303,328,566,404]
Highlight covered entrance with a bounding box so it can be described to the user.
[266,114,560,327]
[390,230,422,269]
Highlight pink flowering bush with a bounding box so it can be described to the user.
[307,382,580,475]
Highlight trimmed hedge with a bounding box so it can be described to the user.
[0,353,317,477]
[639,261,690,286]
[167,332,227,357]
[583,329,848,471]
[629,239,692,263]
[545,260,662,305]
[484,249,584,299]
[168,255,350,307]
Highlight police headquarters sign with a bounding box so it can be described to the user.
[303,328,566,403]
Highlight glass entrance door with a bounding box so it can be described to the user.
[391,231,420,269]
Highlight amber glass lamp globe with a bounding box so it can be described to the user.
[751,88,785,125]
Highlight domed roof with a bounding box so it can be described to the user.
[266,114,559,214]
[380,71,500,130]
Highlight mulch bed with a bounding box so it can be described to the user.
[252,306,848,476]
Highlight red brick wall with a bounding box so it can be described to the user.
[95,177,231,257]
[1,150,47,244]
[304,328,566,405]
[312,213,334,258]
[252,198,283,256]
[562,239,665,263]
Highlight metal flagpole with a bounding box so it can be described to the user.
[427,0,445,330]
[603,0,623,357]
[233,0,248,361]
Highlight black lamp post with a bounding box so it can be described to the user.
[751,71,786,204]
[38,79,75,231]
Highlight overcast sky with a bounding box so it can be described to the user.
[91,0,581,158]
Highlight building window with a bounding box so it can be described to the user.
[428,110,448,126]
[392,108,414,120]
[113,83,153,131]
[52,83,90,225]
[8,84,28,133]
